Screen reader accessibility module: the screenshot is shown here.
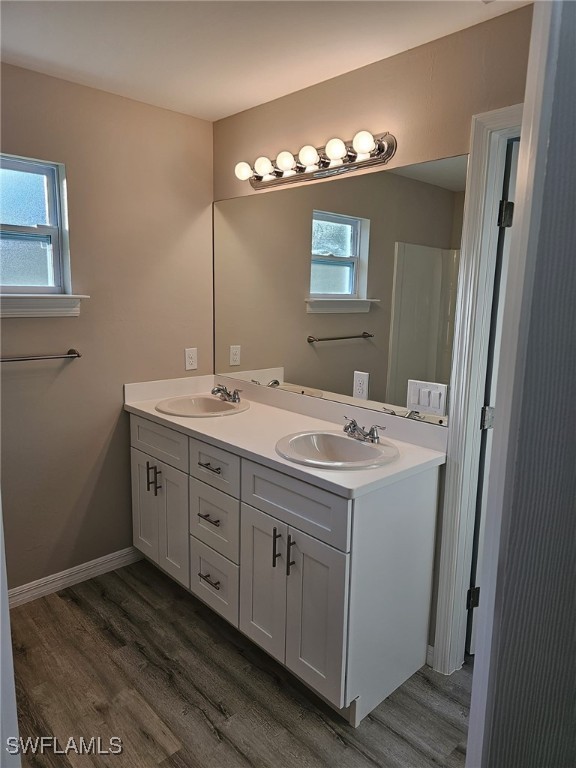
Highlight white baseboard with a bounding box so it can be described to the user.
[426,644,435,668]
[8,546,142,608]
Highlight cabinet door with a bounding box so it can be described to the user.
[157,461,190,588]
[131,448,159,563]
[285,528,350,708]
[239,504,287,663]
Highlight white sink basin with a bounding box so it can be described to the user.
[275,430,399,470]
[155,395,250,417]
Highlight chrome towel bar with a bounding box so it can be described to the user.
[307,332,374,343]
[1,348,81,363]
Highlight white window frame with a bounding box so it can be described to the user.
[307,209,377,314]
[0,154,71,294]
[0,153,87,317]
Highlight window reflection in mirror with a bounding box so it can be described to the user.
[213,156,467,424]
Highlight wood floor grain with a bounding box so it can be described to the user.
[11,560,472,768]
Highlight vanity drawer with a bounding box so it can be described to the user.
[189,438,241,497]
[130,415,189,472]
[189,537,239,626]
[189,478,240,563]
[241,461,351,551]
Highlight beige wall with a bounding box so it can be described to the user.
[1,65,213,588]
[213,6,532,201]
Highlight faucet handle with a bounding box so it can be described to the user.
[367,424,386,443]
[232,389,242,403]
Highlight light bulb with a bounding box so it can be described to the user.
[276,151,296,172]
[234,161,253,181]
[298,145,319,167]
[352,130,376,155]
[325,138,347,161]
[254,156,274,177]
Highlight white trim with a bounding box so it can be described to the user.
[466,4,560,765]
[0,294,89,318]
[1,496,21,766]
[305,298,379,313]
[8,546,142,608]
[433,104,523,675]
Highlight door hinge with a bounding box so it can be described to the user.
[480,405,495,430]
[467,586,480,610]
[498,199,515,227]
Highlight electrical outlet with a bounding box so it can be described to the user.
[229,345,241,366]
[185,347,197,371]
[353,370,370,400]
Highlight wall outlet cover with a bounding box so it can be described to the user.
[185,347,198,371]
[353,370,370,400]
[230,345,241,366]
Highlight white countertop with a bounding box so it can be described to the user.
[125,394,446,500]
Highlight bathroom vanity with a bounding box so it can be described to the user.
[125,380,445,726]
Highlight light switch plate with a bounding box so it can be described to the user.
[407,380,448,416]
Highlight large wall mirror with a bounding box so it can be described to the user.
[214,156,467,424]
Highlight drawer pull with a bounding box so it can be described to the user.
[146,460,155,492]
[198,461,222,475]
[286,535,296,576]
[153,466,162,496]
[198,572,221,590]
[272,527,282,568]
[198,512,221,528]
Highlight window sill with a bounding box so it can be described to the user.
[0,294,90,318]
[305,298,380,314]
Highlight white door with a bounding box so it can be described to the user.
[239,504,287,662]
[468,137,520,653]
[131,448,159,563]
[157,461,189,588]
[285,528,349,708]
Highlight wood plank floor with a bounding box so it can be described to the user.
[11,560,472,768]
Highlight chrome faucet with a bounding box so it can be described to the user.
[250,379,279,387]
[343,417,386,444]
[211,384,242,403]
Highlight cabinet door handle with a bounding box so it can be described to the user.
[198,512,221,528]
[153,466,162,496]
[286,535,296,576]
[198,461,222,475]
[146,461,155,492]
[272,527,282,567]
[198,572,221,591]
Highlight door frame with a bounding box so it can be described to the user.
[433,103,523,674]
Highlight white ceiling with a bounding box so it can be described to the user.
[1,1,528,121]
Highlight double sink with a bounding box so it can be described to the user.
[154,394,399,471]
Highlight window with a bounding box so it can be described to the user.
[0,154,70,294]
[307,210,375,313]
[309,210,370,300]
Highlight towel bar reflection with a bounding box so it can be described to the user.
[307,332,374,344]
[1,348,82,363]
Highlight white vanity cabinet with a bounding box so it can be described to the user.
[129,413,440,726]
[240,503,349,706]
[130,447,189,588]
[188,438,241,626]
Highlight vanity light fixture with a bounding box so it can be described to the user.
[234,130,397,189]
